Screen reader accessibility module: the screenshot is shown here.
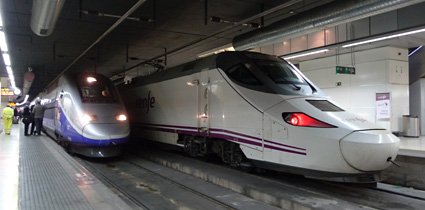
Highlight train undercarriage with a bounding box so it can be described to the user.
[177,134,249,168]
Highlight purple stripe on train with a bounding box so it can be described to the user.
[138,123,307,155]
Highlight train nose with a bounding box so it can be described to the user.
[82,123,130,141]
[340,130,400,172]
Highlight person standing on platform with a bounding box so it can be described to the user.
[32,101,45,136]
[22,106,32,136]
[29,105,35,135]
[13,107,19,123]
[2,105,14,135]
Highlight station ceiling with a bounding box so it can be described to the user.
[1,0,425,100]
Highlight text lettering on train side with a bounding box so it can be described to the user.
[137,90,155,113]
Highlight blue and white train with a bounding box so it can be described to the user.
[119,51,400,182]
[39,72,129,157]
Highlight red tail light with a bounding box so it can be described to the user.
[282,113,336,128]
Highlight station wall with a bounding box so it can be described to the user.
[299,47,409,132]
[256,2,425,58]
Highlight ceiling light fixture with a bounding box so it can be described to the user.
[283,49,329,60]
[0,31,8,51]
[3,53,11,65]
[6,66,13,75]
[13,88,21,95]
[342,28,425,48]
[1,8,18,90]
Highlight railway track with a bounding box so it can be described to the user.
[134,146,425,210]
[77,158,150,210]
[264,172,425,210]
[372,183,425,201]
[77,155,279,210]
[72,141,425,210]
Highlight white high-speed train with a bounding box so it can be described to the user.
[119,51,399,182]
[39,72,129,157]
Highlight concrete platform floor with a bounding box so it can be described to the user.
[398,136,425,158]
[0,124,134,210]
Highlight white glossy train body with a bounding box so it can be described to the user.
[40,72,129,157]
[120,51,399,182]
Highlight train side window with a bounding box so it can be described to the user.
[226,64,262,86]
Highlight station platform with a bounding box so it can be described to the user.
[398,136,425,158]
[0,125,133,210]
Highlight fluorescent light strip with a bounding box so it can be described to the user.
[0,10,16,89]
[283,49,329,60]
[343,28,425,48]
[3,53,11,65]
[6,66,12,74]
[6,66,16,88]
[0,31,8,51]
[408,45,423,57]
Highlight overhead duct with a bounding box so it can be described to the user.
[15,68,34,104]
[31,0,66,36]
[233,0,425,50]
[22,68,35,97]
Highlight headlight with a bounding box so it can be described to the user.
[116,114,127,121]
[81,113,96,123]
[86,76,97,83]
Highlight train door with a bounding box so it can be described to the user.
[198,70,210,133]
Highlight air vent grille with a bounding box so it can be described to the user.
[306,100,344,112]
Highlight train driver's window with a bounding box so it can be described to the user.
[81,88,95,97]
[226,64,262,86]
[256,61,304,84]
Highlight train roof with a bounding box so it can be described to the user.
[119,51,281,88]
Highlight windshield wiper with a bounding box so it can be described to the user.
[291,83,301,91]
[275,79,301,91]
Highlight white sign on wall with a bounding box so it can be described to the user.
[376,92,391,119]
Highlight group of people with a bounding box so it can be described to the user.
[22,101,44,136]
[2,100,44,136]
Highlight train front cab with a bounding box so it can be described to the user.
[216,51,400,182]
[61,73,129,158]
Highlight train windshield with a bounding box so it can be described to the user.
[77,75,118,103]
[226,64,263,86]
[218,52,320,96]
[255,61,305,85]
[253,60,315,95]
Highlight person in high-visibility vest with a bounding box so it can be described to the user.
[2,105,14,135]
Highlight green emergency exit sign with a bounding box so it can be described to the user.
[336,66,356,75]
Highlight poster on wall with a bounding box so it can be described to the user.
[376,92,391,119]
